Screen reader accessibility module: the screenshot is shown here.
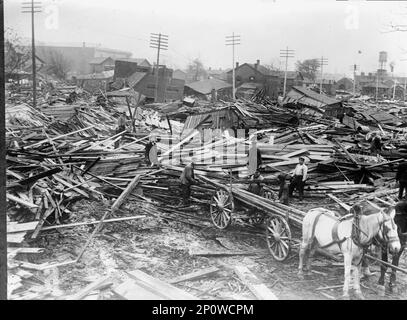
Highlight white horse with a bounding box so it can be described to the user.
[298,205,401,299]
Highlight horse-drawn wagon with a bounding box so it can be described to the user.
[198,174,304,262]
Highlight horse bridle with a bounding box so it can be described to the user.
[377,211,399,246]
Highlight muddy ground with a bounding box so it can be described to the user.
[10,197,407,300]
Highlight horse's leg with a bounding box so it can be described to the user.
[342,251,352,299]
[389,244,405,294]
[304,241,316,276]
[378,246,388,297]
[298,241,309,276]
[353,261,364,300]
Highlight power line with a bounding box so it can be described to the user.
[150,33,168,102]
[280,47,295,98]
[225,33,241,101]
[21,0,42,109]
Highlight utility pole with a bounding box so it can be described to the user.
[22,0,42,109]
[280,47,295,98]
[390,64,396,100]
[319,56,328,94]
[150,33,168,102]
[351,64,358,96]
[375,64,379,102]
[225,33,241,101]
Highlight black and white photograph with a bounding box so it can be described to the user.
[2,0,407,303]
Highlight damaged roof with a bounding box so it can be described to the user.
[185,78,232,95]
[283,86,341,109]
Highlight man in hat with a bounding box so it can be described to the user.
[180,158,197,205]
[396,161,407,200]
[248,170,264,196]
[289,156,308,201]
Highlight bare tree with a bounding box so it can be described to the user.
[295,59,320,81]
[43,49,71,80]
[187,58,208,81]
[5,28,31,76]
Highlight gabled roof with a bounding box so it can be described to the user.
[226,63,277,77]
[89,57,114,65]
[283,86,341,109]
[185,78,232,95]
[116,58,151,67]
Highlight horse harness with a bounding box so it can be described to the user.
[309,209,396,252]
[309,211,350,251]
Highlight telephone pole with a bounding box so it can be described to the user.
[150,33,168,102]
[319,56,328,94]
[280,47,295,97]
[352,64,358,96]
[22,0,42,108]
[225,33,241,101]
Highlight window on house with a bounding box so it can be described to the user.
[236,76,242,82]
[249,76,255,81]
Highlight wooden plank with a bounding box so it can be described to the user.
[169,267,220,284]
[327,194,351,212]
[40,215,145,231]
[7,221,38,233]
[65,276,112,300]
[111,175,141,213]
[113,279,166,300]
[6,193,39,209]
[234,265,278,300]
[53,175,89,198]
[76,175,142,261]
[126,270,197,300]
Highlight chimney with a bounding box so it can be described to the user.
[255,59,260,69]
[236,62,239,68]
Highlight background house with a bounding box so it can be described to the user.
[89,57,115,73]
[226,60,279,99]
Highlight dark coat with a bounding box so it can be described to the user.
[396,162,407,183]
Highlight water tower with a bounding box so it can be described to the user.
[379,51,387,71]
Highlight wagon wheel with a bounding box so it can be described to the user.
[266,215,291,261]
[210,189,234,229]
[246,190,274,226]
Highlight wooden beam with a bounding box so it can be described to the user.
[168,267,220,284]
[24,125,95,149]
[234,265,278,300]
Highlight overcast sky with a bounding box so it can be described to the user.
[5,0,407,76]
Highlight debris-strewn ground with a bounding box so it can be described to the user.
[9,199,406,300]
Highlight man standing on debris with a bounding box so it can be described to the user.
[248,170,264,196]
[396,161,407,200]
[370,134,383,155]
[180,158,197,205]
[289,156,308,201]
[278,172,289,205]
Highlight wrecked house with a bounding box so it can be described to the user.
[184,78,232,101]
[74,70,114,93]
[283,86,344,120]
[112,59,184,102]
